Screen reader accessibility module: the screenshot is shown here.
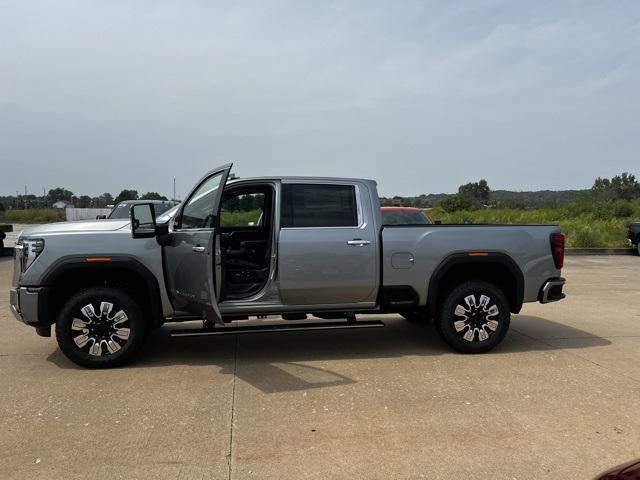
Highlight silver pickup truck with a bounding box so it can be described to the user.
[10,164,566,368]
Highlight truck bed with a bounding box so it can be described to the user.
[381,224,561,305]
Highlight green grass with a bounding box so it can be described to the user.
[429,199,640,248]
[220,209,262,227]
[1,209,66,224]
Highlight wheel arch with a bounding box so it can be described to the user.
[41,256,164,329]
[427,252,525,317]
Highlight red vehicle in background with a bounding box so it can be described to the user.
[381,206,433,225]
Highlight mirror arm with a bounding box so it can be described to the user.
[156,224,169,236]
[155,224,171,246]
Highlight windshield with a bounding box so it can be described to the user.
[108,203,133,219]
[156,204,180,223]
[381,210,432,225]
[153,203,174,216]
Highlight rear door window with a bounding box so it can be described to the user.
[281,184,358,228]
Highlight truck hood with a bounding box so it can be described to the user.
[19,219,130,237]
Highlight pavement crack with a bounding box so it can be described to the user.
[227,335,238,480]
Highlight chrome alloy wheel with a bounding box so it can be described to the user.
[71,302,131,356]
[453,294,500,342]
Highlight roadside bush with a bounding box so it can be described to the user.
[4,209,65,224]
[429,199,640,248]
[439,195,473,213]
[610,200,635,218]
[563,202,595,218]
[571,227,605,248]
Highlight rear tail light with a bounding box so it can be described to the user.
[550,233,565,269]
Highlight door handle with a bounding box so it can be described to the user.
[192,246,206,253]
[347,239,371,246]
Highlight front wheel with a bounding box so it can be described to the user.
[55,287,147,368]
[436,280,510,353]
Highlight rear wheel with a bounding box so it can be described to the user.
[55,287,147,368]
[436,280,510,353]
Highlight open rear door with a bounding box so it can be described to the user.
[163,163,232,325]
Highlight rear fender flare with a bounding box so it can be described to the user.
[427,252,525,316]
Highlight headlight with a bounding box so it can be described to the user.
[17,238,45,272]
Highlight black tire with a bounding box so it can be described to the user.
[55,287,147,368]
[400,311,430,322]
[436,280,510,354]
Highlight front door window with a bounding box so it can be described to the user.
[177,173,225,230]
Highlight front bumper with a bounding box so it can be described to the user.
[9,287,52,337]
[9,288,21,322]
[539,277,566,303]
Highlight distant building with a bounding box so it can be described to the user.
[52,200,70,209]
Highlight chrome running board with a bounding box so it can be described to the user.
[170,320,385,337]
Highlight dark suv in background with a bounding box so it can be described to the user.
[628,222,640,254]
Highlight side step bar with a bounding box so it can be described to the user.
[171,320,385,337]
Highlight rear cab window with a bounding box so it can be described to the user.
[281,184,359,228]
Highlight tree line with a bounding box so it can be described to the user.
[3,172,638,213]
[0,188,169,211]
[380,172,640,212]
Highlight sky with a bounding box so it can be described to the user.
[1,0,639,198]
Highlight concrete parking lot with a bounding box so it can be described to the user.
[1,255,639,480]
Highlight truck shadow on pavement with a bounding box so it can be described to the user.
[47,315,611,394]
